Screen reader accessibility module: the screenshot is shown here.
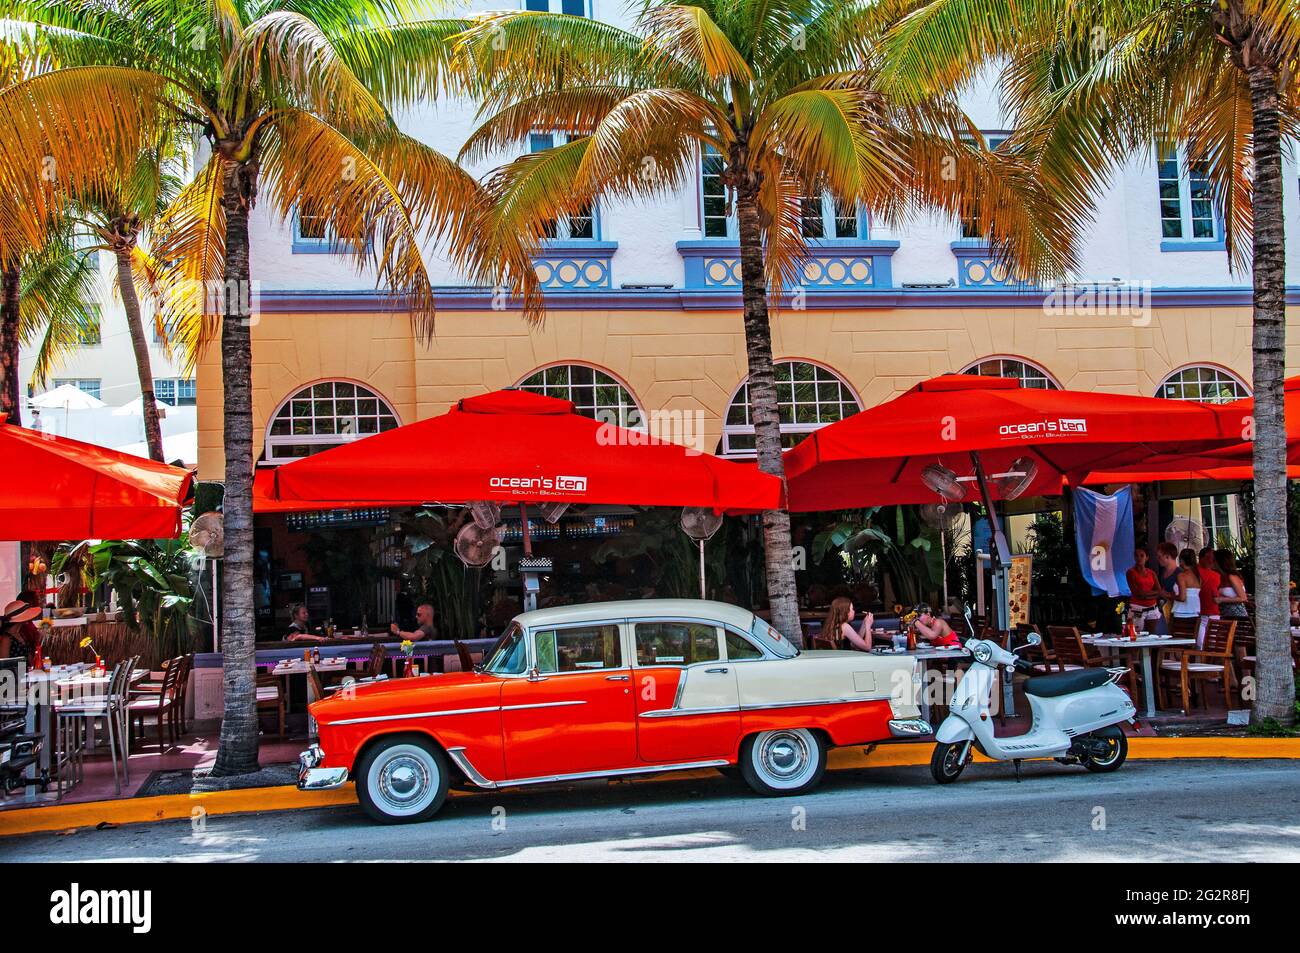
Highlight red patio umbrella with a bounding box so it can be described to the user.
[784,375,1245,512]
[0,414,194,540]
[262,389,780,512]
[1084,377,1300,484]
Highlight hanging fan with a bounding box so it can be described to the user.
[189,511,225,557]
[992,456,1039,501]
[539,502,570,524]
[468,501,502,530]
[920,464,967,503]
[918,501,962,529]
[681,507,724,600]
[1164,516,1205,552]
[454,522,505,568]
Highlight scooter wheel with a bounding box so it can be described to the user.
[1082,733,1128,773]
[930,741,969,784]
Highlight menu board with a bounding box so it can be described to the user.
[1008,554,1033,627]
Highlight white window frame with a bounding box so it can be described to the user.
[961,356,1060,390]
[1157,145,1220,243]
[957,131,1010,239]
[1156,365,1249,404]
[523,0,591,14]
[52,378,102,400]
[264,379,401,463]
[516,363,644,429]
[529,132,599,241]
[721,360,861,458]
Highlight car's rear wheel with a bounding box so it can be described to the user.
[355,734,449,824]
[739,728,826,796]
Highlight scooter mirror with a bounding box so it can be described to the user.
[1025,633,1042,646]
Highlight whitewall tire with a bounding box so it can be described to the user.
[739,728,827,796]
[355,735,449,824]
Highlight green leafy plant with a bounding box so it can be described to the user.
[811,506,949,607]
[379,508,482,639]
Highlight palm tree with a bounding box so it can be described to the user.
[872,0,1296,724]
[5,0,541,774]
[450,0,1077,640]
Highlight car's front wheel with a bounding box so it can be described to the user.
[739,728,826,796]
[355,734,449,824]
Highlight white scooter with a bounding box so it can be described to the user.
[931,624,1137,784]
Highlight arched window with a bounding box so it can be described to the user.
[1157,365,1249,403]
[265,380,399,462]
[517,364,643,428]
[722,361,861,457]
[961,356,1059,390]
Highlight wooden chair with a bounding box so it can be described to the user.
[811,636,838,651]
[1035,626,1083,673]
[1158,619,1237,712]
[255,673,286,738]
[127,656,184,750]
[454,640,476,673]
[365,643,387,679]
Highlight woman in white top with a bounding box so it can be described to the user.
[1171,548,1202,619]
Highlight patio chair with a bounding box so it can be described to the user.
[127,657,184,751]
[1158,619,1237,713]
[454,640,476,673]
[55,657,135,796]
[256,673,286,738]
[365,643,387,679]
[1035,626,1082,674]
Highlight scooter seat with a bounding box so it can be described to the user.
[1024,668,1111,698]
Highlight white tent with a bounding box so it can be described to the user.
[29,383,105,410]
[111,396,169,417]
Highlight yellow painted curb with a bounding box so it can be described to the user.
[1,736,1296,838]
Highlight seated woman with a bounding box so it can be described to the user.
[910,604,961,647]
[0,597,42,663]
[821,596,876,651]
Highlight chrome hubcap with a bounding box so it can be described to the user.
[378,755,429,807]
[760,732,809,781]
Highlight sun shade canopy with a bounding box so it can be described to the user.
[0,414,193,540]
[259,389,780,512]
[783,374,1245,511]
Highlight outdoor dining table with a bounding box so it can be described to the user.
[21,664,146,801]
[1082,634,1196,719]
[267,657,349,739]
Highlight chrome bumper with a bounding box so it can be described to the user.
[297,744,349,791]
[888,718,934,738]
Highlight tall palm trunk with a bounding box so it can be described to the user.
[113,243,165,462]
[1244,58,1295,726]
[735,185,801,643]
[1,266,20,424]
[211,155,261,776]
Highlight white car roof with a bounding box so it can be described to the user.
[514,599,758,631]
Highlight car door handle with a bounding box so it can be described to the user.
[605,675,630,682]
[704,667,729,674]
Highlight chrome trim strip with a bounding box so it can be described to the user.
[640,705,741,718]
[325,705,501,727]
[642,695,886,719]
[297,767,349,791]
[500,700,587,712]
[888,718,934,738]
[446,747,731,790]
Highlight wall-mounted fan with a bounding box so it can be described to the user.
[1164,516,1205,552]
[190,511,224,557]
[920,464,967,503]
[992,456,1039,501]
[454,522,505,568]
[681,507,724,599]
[468,501,502,530]
[539,502,570,524]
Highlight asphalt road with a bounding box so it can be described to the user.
[4,759,1298,862]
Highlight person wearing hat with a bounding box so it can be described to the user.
[1,596,42,663]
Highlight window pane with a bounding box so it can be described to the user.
[536,625,622,673]
[635,622,721,666]
[725,632,763,660]
[560,0,586,14]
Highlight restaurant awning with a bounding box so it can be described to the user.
[1084,377,1300,485]
[258,389,780,512]
[783,375,1246,511]
[0,413,194,540]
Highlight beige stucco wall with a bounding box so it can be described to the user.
[196,303,1295,480]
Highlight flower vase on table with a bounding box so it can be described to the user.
[400,639,415,677]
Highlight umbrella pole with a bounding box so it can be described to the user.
[699,539,707,600]
[971,451,1017,718]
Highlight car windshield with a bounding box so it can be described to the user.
[482,623,528,675]
[751,618,799,658]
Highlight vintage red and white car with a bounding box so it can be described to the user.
[298,599,931,823]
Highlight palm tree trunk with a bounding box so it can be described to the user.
[113,247,165,462]
[211,157,261,776]
[1,266,21,425]
[1245,59,1295,726]
[735,187,802,643]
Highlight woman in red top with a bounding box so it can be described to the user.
[1125,548,1161,630]
[912,604,961,647]
[1197,547,1221,644]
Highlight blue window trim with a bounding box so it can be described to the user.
[1160,238,1227,253]
[290,212,341,255]
[677,238,899,289]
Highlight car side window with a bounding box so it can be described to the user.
[534,624,623,673]
[483,625,528,675]
[725,631,764,661]
[635,622,721,666]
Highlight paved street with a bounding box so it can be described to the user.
[4,759,1298,862]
